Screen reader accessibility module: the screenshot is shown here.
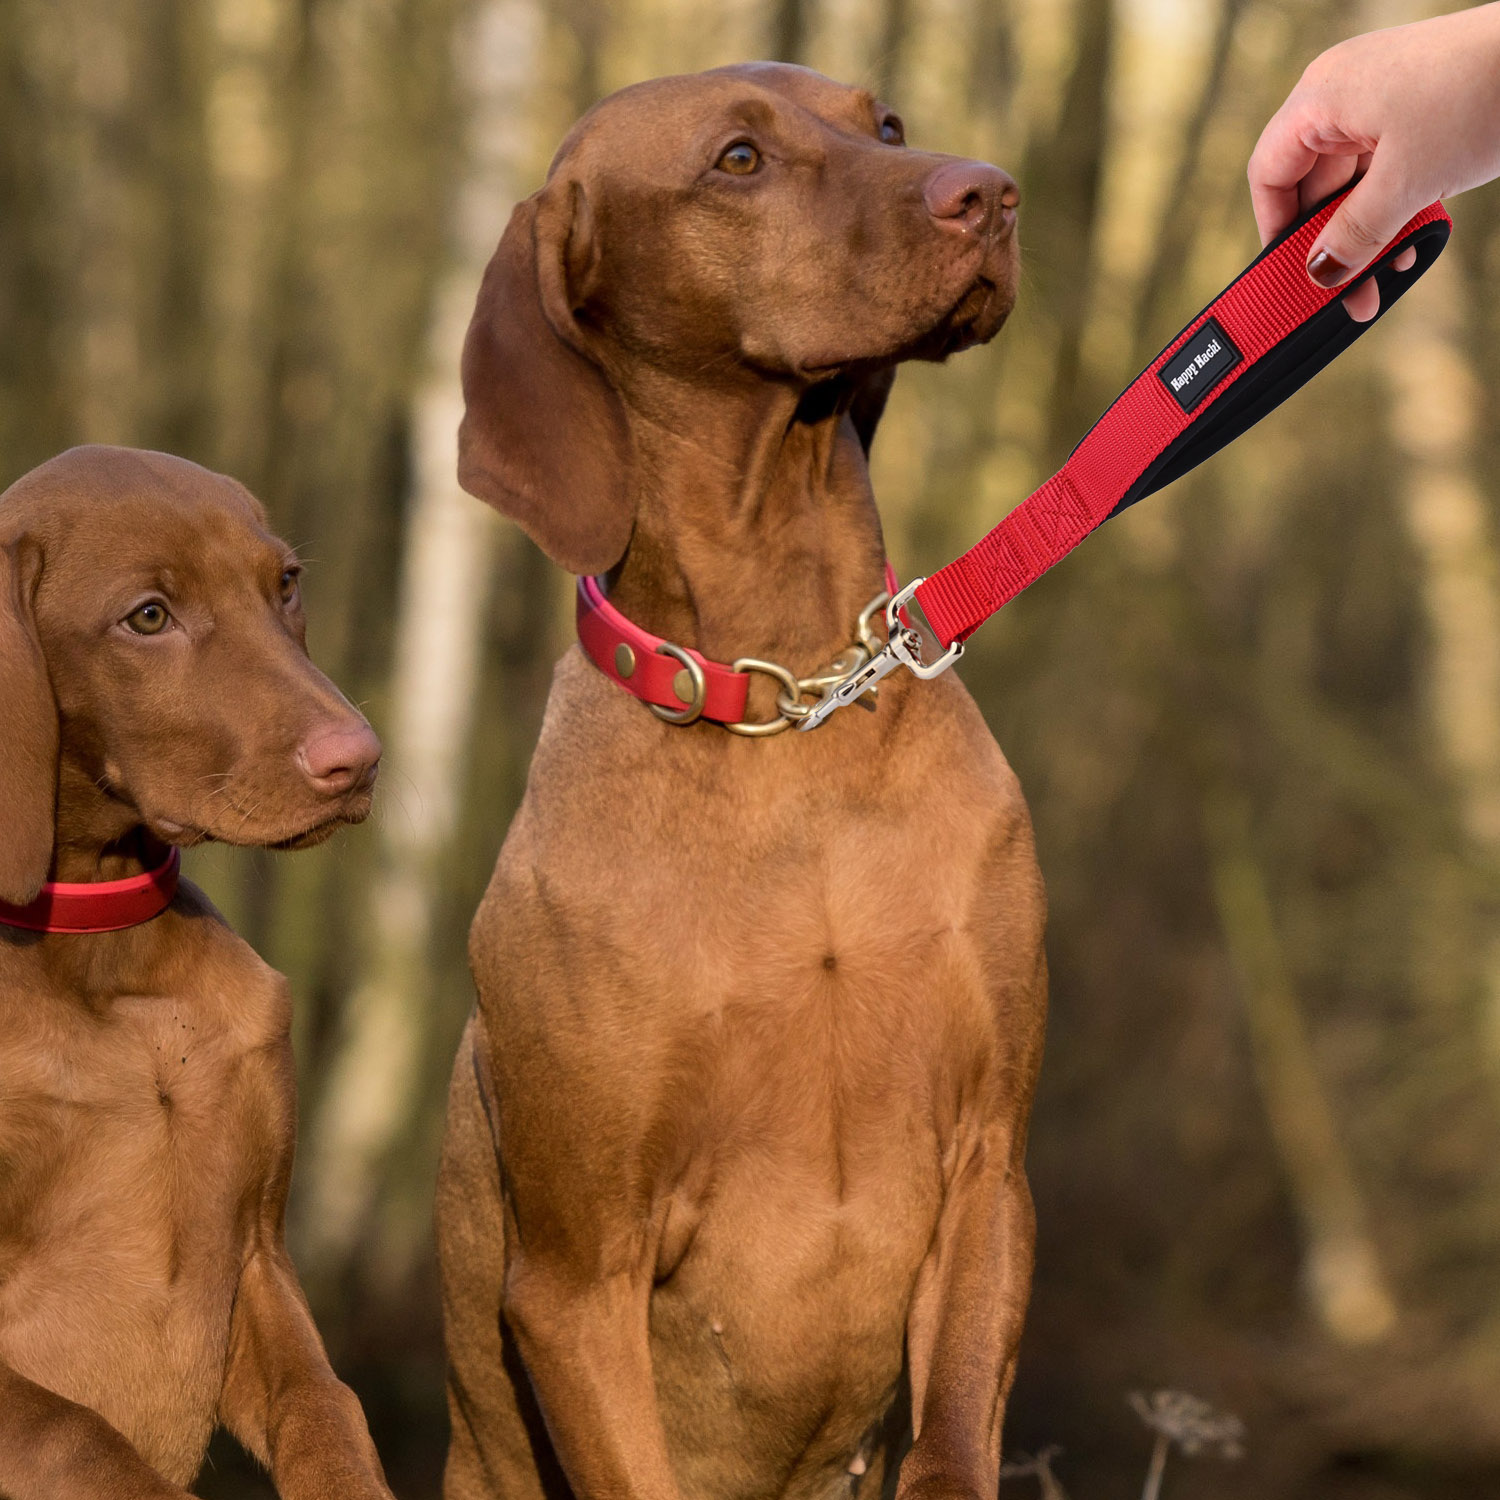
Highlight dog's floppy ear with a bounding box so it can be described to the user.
[0,538,57,904]
[458,183,633,575]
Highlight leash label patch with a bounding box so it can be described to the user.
[1159,316,1242,412]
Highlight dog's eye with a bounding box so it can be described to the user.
[716,141,761,175]
[125,601,171,636]
[879,116,905,146]
[279,567,302,604]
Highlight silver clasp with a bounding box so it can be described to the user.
[797,578,964,731]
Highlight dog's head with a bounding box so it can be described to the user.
[0,446,380,904]
[459,62,1019,574]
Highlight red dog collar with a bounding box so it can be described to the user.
[579,563,900,734]
[801,186,1453,728]
[0,846,181,934]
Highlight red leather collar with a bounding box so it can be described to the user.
[0,846,181,934]
[578,564,899,727]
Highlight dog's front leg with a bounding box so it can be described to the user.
[0,1362,194,1499]
[895,1128,1036,1500]
[500,1246,685,1500]
[219,1248,394,1500]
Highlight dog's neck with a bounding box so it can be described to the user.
[49,755,170,884]
[7,767,176,981]
[606,371,891,673]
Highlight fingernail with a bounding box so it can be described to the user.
[1307,248,1351,288]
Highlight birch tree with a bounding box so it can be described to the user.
[298,0,542,1284]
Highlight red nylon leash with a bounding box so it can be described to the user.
[0,846,181,934]
[801,187,1452,730]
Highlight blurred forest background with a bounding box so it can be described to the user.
[4,0,1500,1494]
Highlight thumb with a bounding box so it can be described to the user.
[1306,158,1428,289]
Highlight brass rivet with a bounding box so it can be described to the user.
[614,643,636,678]
[673,668,694,703]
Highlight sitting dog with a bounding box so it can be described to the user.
[437,64,1046,1500]
[0,446,390,1499]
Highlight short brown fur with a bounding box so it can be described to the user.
[439,64,1047,1500]
[0,446,390,1499]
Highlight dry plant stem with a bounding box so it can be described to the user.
[1141,1431,1170,1500]
[998,1445,1070,1500]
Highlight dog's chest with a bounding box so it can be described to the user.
[480,686,1043,1489]
[489,779,1018,1452]
[0,976,267,1480]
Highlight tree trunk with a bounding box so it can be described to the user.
[1203,783,1397,1346]
[296,0,541,1287]
[1382,251,1500,1076]
[770,0,809,63]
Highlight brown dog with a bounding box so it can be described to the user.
[0,446,391,1499]
[437,63,1046,1500]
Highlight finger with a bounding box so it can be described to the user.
[1340,241,1420,322]
[1248,108,1322,245]
[1297,151,1360,215]
[1306,156,1428,288]
[1336,233,1420,324]
[1250,177,1306,248]
[1341,278,1380,322]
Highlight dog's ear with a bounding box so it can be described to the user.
[458,183,633,575]
[848,366,897,456]
[0,538,57,904]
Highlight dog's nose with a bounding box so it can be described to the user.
[297,718,382,797]
[923,160,1018,236]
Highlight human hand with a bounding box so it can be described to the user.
[1248,3,1500,321]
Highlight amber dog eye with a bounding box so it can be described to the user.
[716,141,760,175]
[279,566,301,603]
[879,116,905,146]
[125,601,171,636]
